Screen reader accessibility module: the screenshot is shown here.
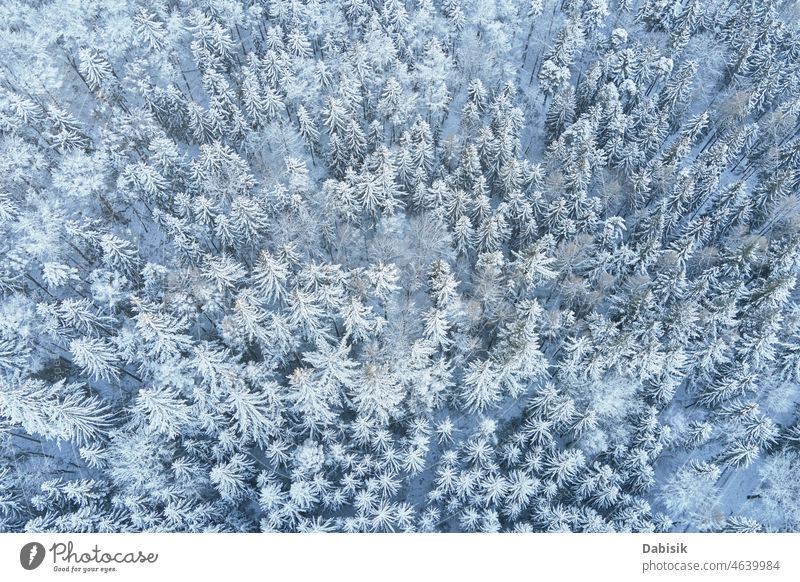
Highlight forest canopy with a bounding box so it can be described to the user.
[1,0,800,533]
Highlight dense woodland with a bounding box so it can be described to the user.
[1,0,800,532]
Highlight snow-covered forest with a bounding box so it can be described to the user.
[1,0,799,533]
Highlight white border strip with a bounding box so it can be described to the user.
[2,533,799,581]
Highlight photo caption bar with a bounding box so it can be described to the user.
[2,533,798,581]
